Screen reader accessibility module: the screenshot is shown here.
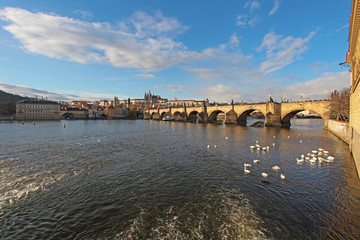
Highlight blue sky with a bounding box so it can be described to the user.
[0,0,352,102]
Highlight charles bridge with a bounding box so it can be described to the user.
[143,100,331,127]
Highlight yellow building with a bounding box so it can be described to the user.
[16,99,61,120]
[347,0,360,177]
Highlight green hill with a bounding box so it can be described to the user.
[0,90,26,102]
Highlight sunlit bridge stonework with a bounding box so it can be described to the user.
[144,100,331,128]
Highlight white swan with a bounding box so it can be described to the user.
[262,172,268,177]
[244,163,252,167]
[280,174,286,180]
[272,166,281,170]
[244,168,250,174]
[253,159,260,163]
[207,145,210,149]
[296,158,304,163]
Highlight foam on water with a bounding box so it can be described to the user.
[114,188,267,240]
[0,156,66,211]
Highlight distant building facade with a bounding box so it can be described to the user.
[167,98,209,107]
[347,0,360,177]
[16,99,61,120]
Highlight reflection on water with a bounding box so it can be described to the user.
[0,119,359,239]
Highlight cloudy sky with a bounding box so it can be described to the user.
[0,0,351,102]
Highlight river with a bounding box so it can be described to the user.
[0,119,359,239]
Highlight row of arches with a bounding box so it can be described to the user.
[147,108,325,127]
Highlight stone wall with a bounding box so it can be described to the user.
[326,119,351,144]
[326,119,360,178]
[351,127,360,179]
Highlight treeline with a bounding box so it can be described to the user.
[329,88,350,121]
[0,99,16,116]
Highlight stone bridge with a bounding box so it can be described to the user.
[143,100,331,127]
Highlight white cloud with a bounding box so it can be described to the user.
[135,73,156,79]
[196,84,242,103]
[236,15,247,27]
[0,82,125,101]
[187,68,234,80]
[257,31,316,73]
[258,71,350,101]
[269,0,280,16]
[151,85,188,93]
[245,1,260,12]
[73,10,93,20]
[0,7,202,72]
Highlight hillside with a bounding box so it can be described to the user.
[0,90,26,102]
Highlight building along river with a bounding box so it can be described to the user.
[0,119,359,239]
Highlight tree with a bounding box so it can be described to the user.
[329,88,350,121]
[128,105,137,118]
[0,100,16,116]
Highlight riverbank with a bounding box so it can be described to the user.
[325,119,360,179]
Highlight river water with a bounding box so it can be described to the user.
[0,119,359,239]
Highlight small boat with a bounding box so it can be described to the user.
[162,116,174,121]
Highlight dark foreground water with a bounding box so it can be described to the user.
[0,119,359,239]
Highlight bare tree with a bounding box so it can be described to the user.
[329,88,350,121]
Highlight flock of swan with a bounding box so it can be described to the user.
[246,139,286,181]
[245,135,336,182]
[296,148,335,165]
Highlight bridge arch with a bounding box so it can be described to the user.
[188,111,199,122]
[281,109,325,127]
[150,112,155,119]
[208,110,225,123]
[173,111,181,119]
[237,109,266,126]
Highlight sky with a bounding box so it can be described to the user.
[0,0,352,103]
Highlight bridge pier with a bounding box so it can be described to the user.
[265,102,282,127]
[197,112,208,123]
[225,110,237,124]
[143,112,150,120]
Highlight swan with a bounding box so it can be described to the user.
[318,148,324,152]
[272,143,276,146]
[226,137,228,140]
[244,168,250,174]
[327,156,335,161]
[250,145,256,149]
[299,140,303,143]
[323,150,329,154]
[312,150,318,154]
[214,145,217,148]
[207,145,210,149]
[244,163,252,167]
[309,158,317,163]
[266,146,270,150]
[300,154,305,159]
[280,174,286,180]
[272,166,281,170]
[262,172,268,177]
[253,159,260,163]
[255,144,261,148]
[305,157,310,161]
[296,158,304,163]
